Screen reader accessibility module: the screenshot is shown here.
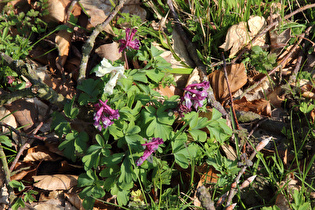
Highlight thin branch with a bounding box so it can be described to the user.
[78,0,127,86]
[222,54,239,130]
[0,52,69,109]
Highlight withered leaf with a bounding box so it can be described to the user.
[23,145,61,162]
[208,63,247,103]
[33,174,78,191]
[233,97,271,117]
[220,16,266,57]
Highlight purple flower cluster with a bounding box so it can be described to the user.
[93,99,120,131]
[182,81,210,111]
[119,28,140,53]
[136,138,164,166]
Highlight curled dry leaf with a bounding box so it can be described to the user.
[65,193,85,210]
[220,16,266,57]
[23,145,61,162]
[55,30,72,71]
[208,63,247,103]
[267,86,286,108]
[233,97,271,117]
[33,174,78,191]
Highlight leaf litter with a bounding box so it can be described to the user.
[1,0,315,209]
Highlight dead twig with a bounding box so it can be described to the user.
[0,52,69,109]
[222,54,239,130]
[78,0,127,85]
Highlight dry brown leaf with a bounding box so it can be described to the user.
[196,163,219,184]
[0,107,17,131]
[65,193,85,210]
[208,63,247,103]
[44,0,69,23]
[220,16,266,57]
[23,145,61,162]
[233,97,271,117]
[33,174,78,190]
[95,42,122,62]
[80,0,146,23]
[55,30,72,71]
[5,99,37,133]
[267,86,285,108]
[34,202,64,210]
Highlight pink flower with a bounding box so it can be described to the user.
[118,28,140,53]
[136,138,164,166]
[93,99,119,131]
[183,81,209,110]
[7,76,15,84]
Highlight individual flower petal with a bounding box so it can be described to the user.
[119,28,140,53]
[136,138,164,166]
[94,58,125,78]
[93,99,119,131]
[7,76,15,84]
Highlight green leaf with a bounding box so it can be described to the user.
[157,106,175,125]
[146,69,165,84]
[117,189,129,206]
[78,170,96,187]
[9,180,25,191]
[64,96,79,119]
[147,118,172,140]
[11,197,25,210]
[51,112,71,138]
[0,135,12,147]
[81,196,95,210]
[77,79,101,105]
[58,131,89,162]
[82,145,102,170]
[101,153,125,166]
[188,129,207,142]
[174,153,189,169]
[150,45,164,57]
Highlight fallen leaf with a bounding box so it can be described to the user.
[208,63,247,103]
[81,0,146,22]
[55,30,72,72]
[44,0,69,23]
[0,106,17,130]
[196,163,219,184]
[220,16,266,57]
[267,86,286,108]
[233,97,271,117]
[5,99,38,133]
[65,193,85,210]
[33,174,78,190]
[23,145,61,162]
[95,42,122,62]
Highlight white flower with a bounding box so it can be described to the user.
[94,58,126,95]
